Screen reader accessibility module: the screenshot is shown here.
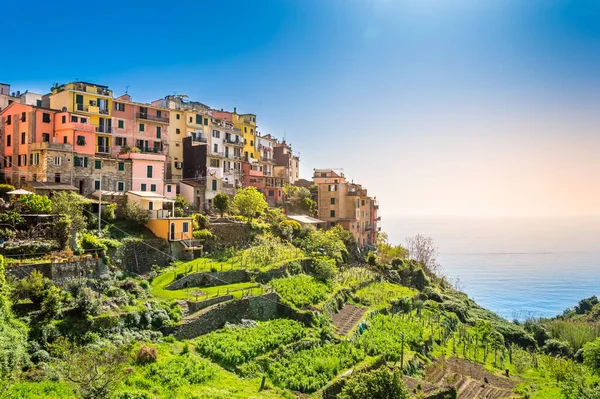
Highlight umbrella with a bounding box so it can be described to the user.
[6,189,33,195]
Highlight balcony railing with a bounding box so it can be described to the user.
[262,156,275,163]
[191,135,207,143]
[210,151,225,158]
[30,142,73,151]
[96,146,111,154]
[347,191,360,196]
[136,112,169,123]
[225,138,244,146]
[96,125,112,133]
[76,103,109,114]
[136,146,161,154]
[149,209,172,219]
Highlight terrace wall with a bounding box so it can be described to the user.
[5,257,106,284]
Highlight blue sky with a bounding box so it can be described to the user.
[2,0,599,217]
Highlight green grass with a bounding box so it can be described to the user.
[353,282,416,308]
[152,279,264,302]
[269,274,331,308]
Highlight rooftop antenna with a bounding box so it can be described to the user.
[125,85,129,95]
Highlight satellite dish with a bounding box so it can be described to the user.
[61,107,67,112]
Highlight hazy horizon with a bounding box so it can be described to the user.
[3,0,599,218]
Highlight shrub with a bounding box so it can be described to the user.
[146,354,215,388]
[270,274,331,308]
[136,345,158,364]
[193,229,213,240]
[2,239,59,256]
[312,257,337,283]
[0,184,16,199]
[582,337,600,374]
[193,213,209,229]
[542,339,573,358]
[213,193,230,216]
[121,202,150,226]
[339,367,410,399]
[367,252,377,266]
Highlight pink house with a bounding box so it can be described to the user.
[119,152,166,194]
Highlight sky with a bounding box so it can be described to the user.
[2,0,599,217]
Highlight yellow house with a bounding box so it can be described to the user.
[48,82,114,156]
[232,111,257,161]
[126,191,194,242]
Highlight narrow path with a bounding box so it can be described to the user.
[331,304,367,336]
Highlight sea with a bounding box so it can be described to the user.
[384,216,600,321]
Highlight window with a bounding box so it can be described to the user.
[204,118,208,125]
[6,115,11,125]
[183,222,189,233]
[147,165,153,178]
[21,112,26,122]
[212,130,220,138]
[361,200,365,206]
[212,179,217,191]
[76,135,86,146]
[148,202,153,211]
[328,184,337,192]
[176,128,180,134]
[268,189,274,197]
[244,127,247,133]
[156,126,161,139]
[196,115,202,124]
[176,114,180,120]
[115,137,126,146]
[42,133,50,142]
[156,110,161,118]
[330,198,336,205]
[95,160,101,169]
[54,156,61,166]
[42,113,51,123]
[141,184,147,191]
[118,120,124,129]
[115,102,125,112]
[94,180,101,190]
[21,132,25,144]
[71,115,77,122]
[55,173,61,183]
[330,210,336,218]
[63,136,68,144]
[17,155,22,166]
[150,184,156,192]
[6,135,10,147]
[117,181,125,192]
[210,159,220,167]
[4,156,12,167]
[139,123,145,132]
[250,140,254,146]
[213,144,218,153]
[167,185,172,193]
[30,153,39,165]
[118,162,124,171]
[189,116,192,123]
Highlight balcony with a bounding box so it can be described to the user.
[30,142,73,151]
[96,125,112,134]
[76,103,109,115]
[136,146,161,154]
[210,151,225,158]
[347,190,360,196]
[149,209,172,219]
[225,137,244,146]
[262,156,275,163]
[136,112,169,123]
[190,135,207,144]
[96,146,111,154]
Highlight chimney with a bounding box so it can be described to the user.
[16,90,20,97]
[234,107,237,113]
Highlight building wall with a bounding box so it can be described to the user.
[119,152,165,194]
[146,218,193,241]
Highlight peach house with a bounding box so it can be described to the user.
[119,152,166,194]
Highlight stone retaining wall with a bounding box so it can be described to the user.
[166,269,249,290]
[5,257,107,284]
[186,295,234,314]
[175,292,280,339]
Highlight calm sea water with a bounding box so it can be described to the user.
[384,216,600,320]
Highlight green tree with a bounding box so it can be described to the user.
[582,337,600,374]
[121,201,150,226]
[0,184,15,200]
[283,184,315,214]
[338,367,410,399]
[51,191,88,233]
[299,227,348,263]
[174,195,189,217]
[0,255,28,379]
[213,193,230,217]
[377,232,409,265]
[18,194,52,214]
[232,187,268,224]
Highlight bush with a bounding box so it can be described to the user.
[193,229,213,240]
[193,213,209,229]
[367,252,377,266]
[0,184,16,199]
[2,239,59,256]
[312,257,337,283]
[121,202,150,226]
[339,367,410,399]
[136,344,158,364]
[582,337,600,374]
[542,339,573,358]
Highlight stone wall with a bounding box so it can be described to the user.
[186,295,234,314]
[175,292,280,339]
[114,238,172,274]
[207,222,250,248]
[166,269,249,290]
[5,257,107,284]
